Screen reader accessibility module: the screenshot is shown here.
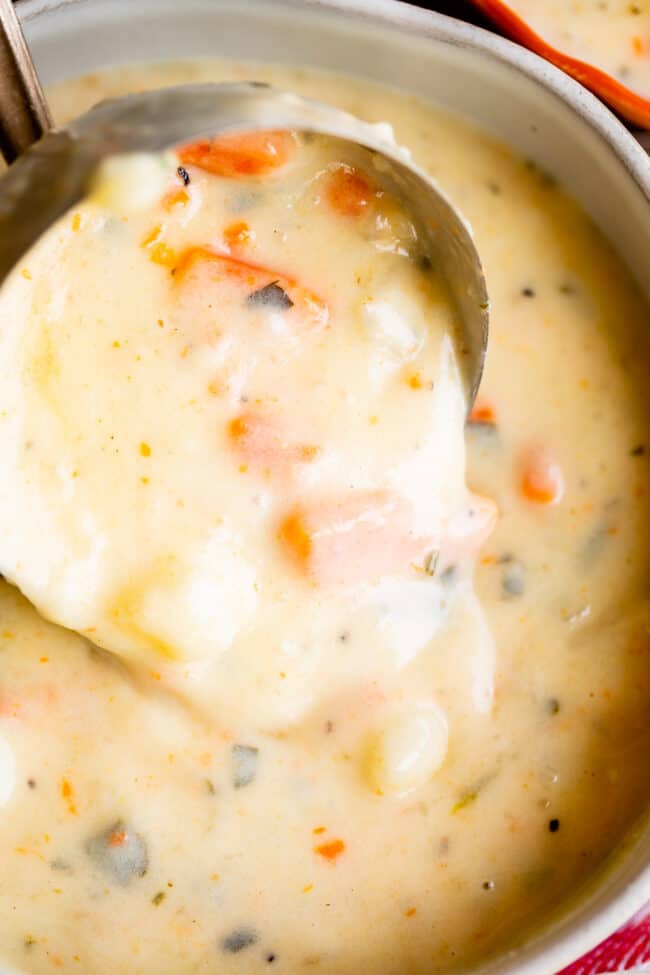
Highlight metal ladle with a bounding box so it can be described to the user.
[0,0,488,406]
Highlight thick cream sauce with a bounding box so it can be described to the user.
[0,60,648,975]
[505,0,650,97]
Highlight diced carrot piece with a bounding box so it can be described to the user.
[149,242,177,268]
[140,225,177,268]
[60,778,77,816]
[468,400,496,426]
[178,130,298,178]
[520,445,564,505]
[325,164,377,217]
[632,35,644,56]
[228,412,321,476]
[279,491,431,585]
[314,838,346,861]
[223,220,254,250]
[443,493,499,564]
[173,247,329,332]
[162,186,190,211]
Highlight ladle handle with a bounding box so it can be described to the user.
[0,0,51,163]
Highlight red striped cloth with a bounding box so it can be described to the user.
[559,908,650,974]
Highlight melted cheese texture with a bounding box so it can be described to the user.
[0,59,648,975]
[506,0,650,97]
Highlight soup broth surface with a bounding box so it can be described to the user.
[0,58,648,975]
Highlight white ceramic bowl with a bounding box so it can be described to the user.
[13,1,650,972]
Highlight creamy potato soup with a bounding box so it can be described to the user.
[505,0,650,97]
[0,59,648,975]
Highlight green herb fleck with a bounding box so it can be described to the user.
[452,769,499,814]
[152,891,166,906]
[232,744,259,789]
[425,550,439,577]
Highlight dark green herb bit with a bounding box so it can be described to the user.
[524,158,556,187]
[453,787,479,813]
[177,165,190,186]
[502,561,525,598]
[50,857,73,873]
[580,499,621,565]
[558,282,576,295]
[545,698,560,716]
[232,744,259,789]
[205,778,217,796]
[439,564,457,587]
[221,927,258,954]
[548,818,560,833]
[85,820,149,886]
[452,769,499,814]
[247,281,294,310]
[151,891,166,907]
[24,936,36,950]
[425,550,440,577]
[631,444,646,456]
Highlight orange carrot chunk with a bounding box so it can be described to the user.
[520,445,564,505]
[173,247,329,332]
[279,491,432,585]
[228,413,320,476]
[162,186,190,211]
[178,130,297,178]
[468,400,497,426]
[325,164,377,217]
[314,838,346,861]
[223,220,253,250]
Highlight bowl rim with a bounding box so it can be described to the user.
[18,0,649,199]
[467,0,650,128]
[12,1,650,973]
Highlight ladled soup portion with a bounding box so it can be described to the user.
[0,59,648,975]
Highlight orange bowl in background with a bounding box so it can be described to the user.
[468,0,650,128]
